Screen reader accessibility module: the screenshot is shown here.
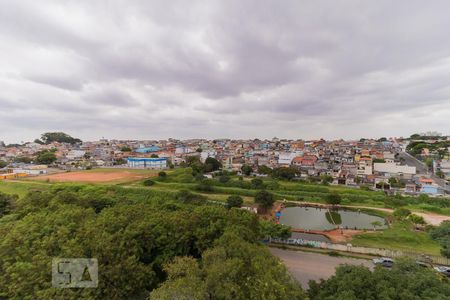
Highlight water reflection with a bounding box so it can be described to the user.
[280,206,386,231]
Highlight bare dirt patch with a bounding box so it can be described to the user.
[36,170,155,183]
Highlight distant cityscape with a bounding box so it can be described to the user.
[1,132,449,197]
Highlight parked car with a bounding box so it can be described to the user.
[372,257,394,268]
[434,266,450,278]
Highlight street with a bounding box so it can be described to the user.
[269,247,373,288]
[398,151,449,192]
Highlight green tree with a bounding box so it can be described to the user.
[308,258,450,299]
[113,158,127,165]
[393,207,411,219]
[251,178,264,189]
[40,132,82,144]
[371,220,382,231]
[150,257,207,300]
[254,190,275,211]
[151,154,159,158]
[151,232,306,300]
[14,156,32,164]
[408,214,426,227]
[257,165,272,175]
[35,151,57,165]
[241,165,253,176]
[320,174,333,184]
[121,146,132,152]
[204,157,222,172]
[373,158,386,163]
[325,193,341,206]
[272,167,299,180]
[259,220,291,239]
[226,195,243,209]
[429,220,450,257]
[218,175,230,183]
[143,179,155,186]
[0,160,7,168]
[0,192,17,217]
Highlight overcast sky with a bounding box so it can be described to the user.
[1,1,449,143]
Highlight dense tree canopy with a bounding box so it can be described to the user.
[204,157,222,172]
[430,221,450,258]
[0,160,7,168]
[308,259,450,299]
[226,195,243,209]
[151,231,305,300]
[325,193,342,206]
[38,132,82,145]
[0,192,16,218]
[257,165,272,175]
[272,167,299,180]
[0,185,303,299]
[241,165,253,176]
[35,150,57,165]
[254,190,275,210]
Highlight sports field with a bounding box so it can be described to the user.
[29,168,159,184]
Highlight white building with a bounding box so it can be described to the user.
[200,150,217,162]
[357,158,373,176]
[277,152,297,165]
[127,157,167,169]
[66,150,86,160]
[374,163,416,175]
[13,165,48,175]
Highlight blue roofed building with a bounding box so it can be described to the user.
[127,157,167,169]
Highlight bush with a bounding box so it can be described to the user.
[158,171,167,178]
[393,208,411,219]
[143,179,155,186]
[251,178,264,189]
[196,183,214,192]
[226,195,243,209]
[325,193,341,206]
[254,190,275,210]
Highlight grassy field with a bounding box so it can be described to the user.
[0,180,51,197]
[1,167,447,257]
[25,168,162,185]
[351,221,442,256]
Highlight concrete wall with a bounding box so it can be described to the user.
[272,237,449,266]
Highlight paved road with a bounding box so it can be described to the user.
[399,151,449,192]
[269,247,373,288]
[398,151,428,174]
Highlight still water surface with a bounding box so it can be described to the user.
[280,206,386,230]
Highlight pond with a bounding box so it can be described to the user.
[279,206,387,231]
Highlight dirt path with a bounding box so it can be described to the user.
[345,204,450,226]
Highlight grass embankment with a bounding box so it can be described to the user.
[1,167,447,257]
[145,168,450,216]
[351,221,442,256]
[0,180,51,197]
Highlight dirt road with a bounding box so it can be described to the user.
[269,247,373,288]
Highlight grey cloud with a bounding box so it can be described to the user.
[0,0,450,143]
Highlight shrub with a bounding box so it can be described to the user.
[226,195,243,209]
[143,179,155,186]
[254,190,275,210]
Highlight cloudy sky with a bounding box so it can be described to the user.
[1,0,449,143]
